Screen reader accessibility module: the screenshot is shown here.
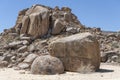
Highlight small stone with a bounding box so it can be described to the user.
[0,61,8,68]
[8,41,23,49]
[22,40,29,45]
[17,58,24,62]
[18,45,27,53]
[22,52,30,57]
[14,67,21,70]
[28,45,36,52]
[11,60,16,63]
[7,64,13,68]
[66,27,78,34]
[23,54,38,63]
[11,56,16,60]
[20,37,31,42]
[19,71,25,74]
[0,56,5,61]
[18,62,30,69]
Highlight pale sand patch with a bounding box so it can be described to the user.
[0,63,120,80]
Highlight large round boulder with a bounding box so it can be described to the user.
[31,55,64,75]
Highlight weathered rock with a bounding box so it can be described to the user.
[20,6,50,38]
[66,27,80,34]
[8,33,18,37]
[51,19,65,35]
[20,16,30,34]
[22,52,30,57]
[14,8,28,34]
[0,56,4,61]
[6,41,23,49]
[7,64,13,68]
[17,58,24,63]
[20,36,31,42]
[31,55,64,75]
[2,4,120,72]
[64,12,72,22]
[116,33,120,40]
[101,52,108,62]
[49,32,100,73]
[14,67,21,70]
[107,33,116,38]
[0,61,8,68]
[3,54,12,62]
[22,40,29,45]
[28,11,49,38]
[28,45,36,52]
[23,54,38,63]
[17,8,28,24]
[26,5,49,15]
[61,7,71,13]
[18,45,27,53]
[13,4,84,38]
[10,56,16,60]
[111,55,119,62]
[101,51,119,63]
[0,50,4,56]
[18,62,30,69]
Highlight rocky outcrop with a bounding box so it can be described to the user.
[0,4,120,75]
[14,4,83,38]
[20,6,50,38]
[31,55,64,75]
[49,32,100,73]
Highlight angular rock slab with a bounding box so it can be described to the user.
[49,32,100,73]
[51,19,65,35]
[20,5,50,38]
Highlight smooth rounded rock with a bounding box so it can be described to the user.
[31,55,64,75]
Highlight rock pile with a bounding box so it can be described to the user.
[0,5,87,74]
[79,28,120,63]
[0,4,119,75]
[96,32,120,63]
[14,4,84,38]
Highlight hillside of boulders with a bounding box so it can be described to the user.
[0,4,120,75]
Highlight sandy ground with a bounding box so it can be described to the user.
[0,63,120,80]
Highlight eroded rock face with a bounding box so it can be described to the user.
[20,7,49,38]
[49,32,100,73]
[31,55,64,75]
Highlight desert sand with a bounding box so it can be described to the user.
[0,63,120,80]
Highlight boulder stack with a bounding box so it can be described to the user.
[14,4,84,38]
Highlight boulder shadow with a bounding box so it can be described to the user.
[97,69,114,73]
